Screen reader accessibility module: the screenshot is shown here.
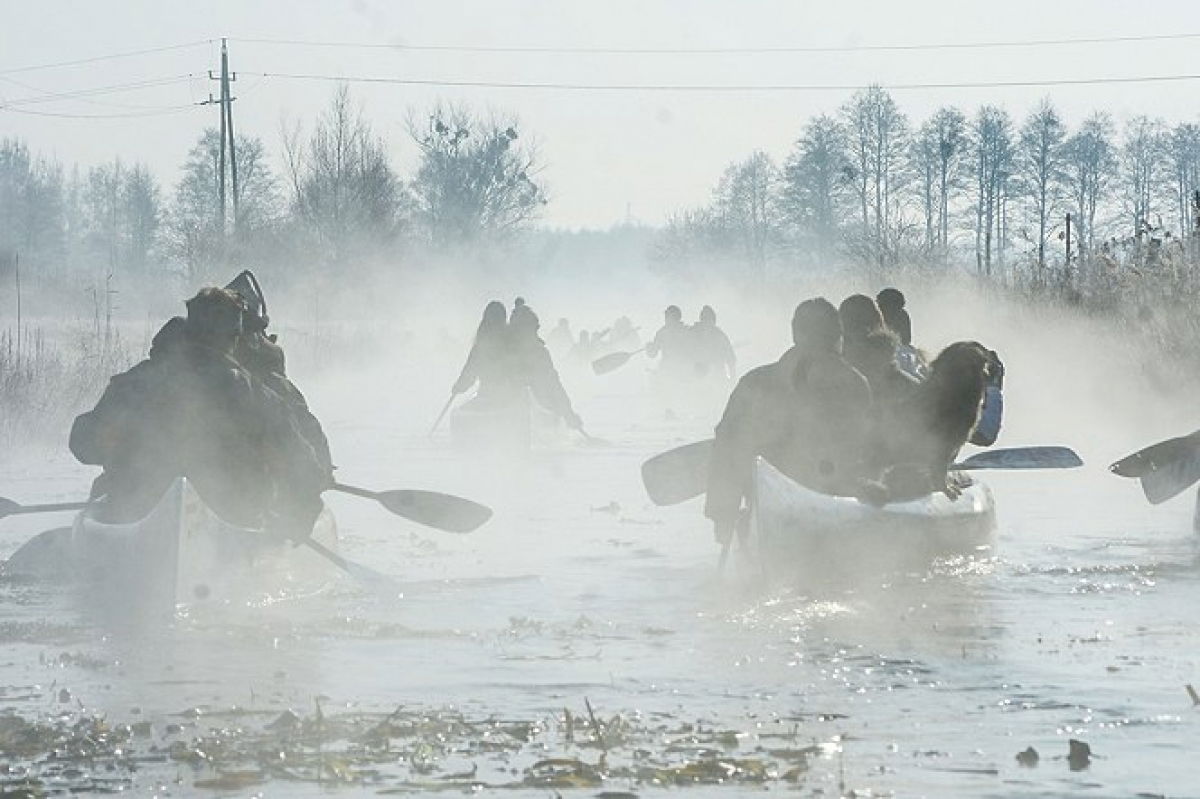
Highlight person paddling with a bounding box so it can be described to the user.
[508,299,584,431]
[691,305,736,382]
[70,287,331,537]
[876,287,928,381]
[705,298,874,547]
[646,305,692,381]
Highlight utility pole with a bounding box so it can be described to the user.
[202,38,238,235]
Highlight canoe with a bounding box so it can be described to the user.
[752,457,996,579]
[6,477,337,618]
[450,392,562,451]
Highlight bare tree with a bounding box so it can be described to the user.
[1062,113,1117,266]
[712,150,780,274]
[779,115,850,262]
[1016,100,1066,274]
[409,103,546,248]
[911,107,967,258]
[972,106,1014,276]
[0,138,66,271]
[166,129,281,281]
[841,86,910,266]
[282,86,403,267]
[1165,122,1200,246]
[1120,116,1168,238]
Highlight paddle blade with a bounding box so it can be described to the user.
[592,350,635,375]
[642,439,713,506]
[0,498,21,520]
[1110,434,1199,478]
[954,446,1083,470]
[1138,450,1200,505]
[375,490,493,533]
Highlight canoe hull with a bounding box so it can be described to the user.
[62,477,336,618]
[450,393,562,451]
[752,457,996,580]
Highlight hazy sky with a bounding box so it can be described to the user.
[3,0,1200,229]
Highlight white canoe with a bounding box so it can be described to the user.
[752,457,996,577]
[7,477,337,617]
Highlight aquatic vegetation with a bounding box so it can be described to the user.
[0,701,843,793]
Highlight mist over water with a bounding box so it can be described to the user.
[0,266,1197,796]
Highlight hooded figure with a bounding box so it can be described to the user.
[704,298,873,545]
[691,305,736,381]
[646,305,691,380]
[839,294,917,403]
[452,300,512,404]
[875,288,911,346]
[70,287,329,536]
[508,300,584,430]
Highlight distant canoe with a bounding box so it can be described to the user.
[450,393,562,451]
[752,457,995,579]
[6,477,337,619]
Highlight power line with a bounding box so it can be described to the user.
[0,104,199,119]
[0,40,213,76]
[233,31,1200,55]
[251,69,1200,93]
[0,75,196,107]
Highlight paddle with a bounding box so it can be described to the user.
[641,439,714,506]
[1110,431,1200,504]
[302,537,399,588]
[0,497,90,519]
[951,446,1083,470]
[428,394,457,437]
[330,482,492,533]
[641,440,1084,507]
[592,348,645,376]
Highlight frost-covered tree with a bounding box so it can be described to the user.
[1016,100,1067,272]
[972,106,1014,275]
[0,138,66,271]
[1120,116,1168,237]
[911,107,967,256]
[409,103,546,248]
[841,86,910,266]
[712,151,780,273]
[1165,122,1200,242]
[283,86,403,267]
[1063,113,1117,263]
[779,115,850,262]
[166,129,280,281]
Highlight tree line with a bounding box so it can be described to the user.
[657,86,1200,303]
[0,87,548,288]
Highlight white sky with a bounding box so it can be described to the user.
[3,0,1200,229]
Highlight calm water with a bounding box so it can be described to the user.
[1,357,1197,797]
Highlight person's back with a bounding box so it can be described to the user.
[840,293,916,404]
[705,298,872,545]
[646,306,691,379]
[692,305,736,381]
[71,288,327,534]
[510,301,583,430]
[453,301,520,407]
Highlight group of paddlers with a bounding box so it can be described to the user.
[68,276,998,546]
[704,289,1003,545]
[450,298,584,432]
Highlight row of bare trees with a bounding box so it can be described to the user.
[0,87,548,287]
[658,87,1200,291]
